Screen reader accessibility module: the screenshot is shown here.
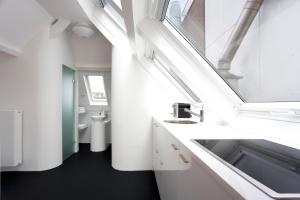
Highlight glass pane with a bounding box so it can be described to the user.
[166,0,205,53]
[165,0,300,102]
[87,75,107,104]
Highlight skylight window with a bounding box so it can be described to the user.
[164,0,205,54]
[99,0,125,30]
[162,0,300,103]
[84,75,108,106]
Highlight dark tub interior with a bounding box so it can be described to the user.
[194,139,300,193]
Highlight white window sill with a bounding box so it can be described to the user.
[239,103,300,123]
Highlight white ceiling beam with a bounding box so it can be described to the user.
[120,0,136,54]
[120,0,150,59]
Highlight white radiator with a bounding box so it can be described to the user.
[0,110,22,167]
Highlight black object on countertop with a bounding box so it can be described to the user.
[173,103,191,118]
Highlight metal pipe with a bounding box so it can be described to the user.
[218,0,264,70]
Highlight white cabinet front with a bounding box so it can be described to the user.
[152,120,242,200]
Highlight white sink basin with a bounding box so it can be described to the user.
[90,115,106,121]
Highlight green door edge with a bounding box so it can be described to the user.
[62,65,75,160]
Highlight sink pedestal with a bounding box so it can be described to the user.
[90,116,106,152]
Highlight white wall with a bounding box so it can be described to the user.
[111,43,187,170]
[70,32,112,70]
[205,0,300,102]
[0,26,74,171]
[78,70,111,143]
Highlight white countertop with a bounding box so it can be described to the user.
[155,114,300,149]
[153,115,300,200]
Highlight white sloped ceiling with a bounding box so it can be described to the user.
[0,0,52,56]
[36,0,89,22]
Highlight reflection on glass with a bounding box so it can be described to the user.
[166,0,205,53]
[165,0,300,102]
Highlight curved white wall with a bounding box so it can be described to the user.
[76,0,191,171]
[111,43,186,171]
[0,26,74,171]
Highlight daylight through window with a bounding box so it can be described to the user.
[84,75,108,106]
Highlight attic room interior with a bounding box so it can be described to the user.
[0,0,300,200]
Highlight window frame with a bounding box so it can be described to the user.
[99,0,126,31]
[153,53,201,104]
[162,4,245,102]
[110,0,122,11]
[160,0,170,21]
[162,19,244,102]
[158,1,300,122]
[83,73,108,106]
[162,1,300,104]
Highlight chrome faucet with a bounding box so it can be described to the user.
[184,106,204,122]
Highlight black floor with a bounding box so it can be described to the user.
[1,144,161,200]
